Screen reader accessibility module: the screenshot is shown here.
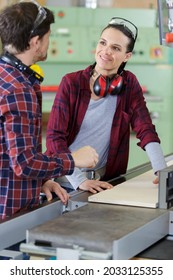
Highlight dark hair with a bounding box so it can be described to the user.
[0,2,54,53]
[101,24,136,73]
[102,24,136,52]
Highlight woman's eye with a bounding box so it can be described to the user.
[112,46,120,51]
[99,40,106,45]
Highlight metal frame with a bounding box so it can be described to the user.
[158,165,173,209]
[0,199,63,251]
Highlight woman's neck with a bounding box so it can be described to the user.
[94,65,117,78]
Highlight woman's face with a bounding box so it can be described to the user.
[95,27,132,74]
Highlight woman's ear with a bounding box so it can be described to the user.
[124,52,132,62]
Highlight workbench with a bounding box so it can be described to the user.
[1,155,173,260]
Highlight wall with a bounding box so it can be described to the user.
[111,0,157,9]
[0,0,158,9]
[0,0,47,10]
[45,0,158,8]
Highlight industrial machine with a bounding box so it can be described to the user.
[0,154,173,260]
[158,0,173,46]
[0,155,171,260]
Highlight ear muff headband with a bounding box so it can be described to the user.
[1,52,44,82]
[93,74,123,97]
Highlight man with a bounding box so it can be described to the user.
[0,1,98,220]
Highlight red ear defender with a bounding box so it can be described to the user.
[93,74,123,97]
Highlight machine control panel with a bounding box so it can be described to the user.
[46,7,173,64]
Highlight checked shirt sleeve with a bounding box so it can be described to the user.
[1,86,74,179]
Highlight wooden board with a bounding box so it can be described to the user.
[89,160,173,208]
[88,170,158,208]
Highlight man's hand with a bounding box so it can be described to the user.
[72,146,99,169]
[79,179,113,194]
[42,180,69,205]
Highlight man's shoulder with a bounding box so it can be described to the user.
[0,65,32,96]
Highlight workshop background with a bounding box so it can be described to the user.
[1,0,172,170]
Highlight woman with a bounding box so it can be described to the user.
[46,17,167,193]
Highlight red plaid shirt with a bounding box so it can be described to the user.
[0,60,74,220]
[46,65,160,181]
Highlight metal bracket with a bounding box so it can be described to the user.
[159,165,173,209]
[62,200,88,213]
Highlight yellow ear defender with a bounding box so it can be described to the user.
[30,64,44,81]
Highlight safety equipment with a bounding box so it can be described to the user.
[93,74,123,97]
[1,52,44,82]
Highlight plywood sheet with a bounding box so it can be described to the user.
[88,160,173,208]
[89,160,173,208]
[89,170,158,208]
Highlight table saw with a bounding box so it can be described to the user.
[1,155,173,260]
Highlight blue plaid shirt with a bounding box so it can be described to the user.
[0,60,74,220]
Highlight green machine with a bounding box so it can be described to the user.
[40,7,173,169]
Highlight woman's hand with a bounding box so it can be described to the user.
[153,176,159,184]
[79,179,113,194]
